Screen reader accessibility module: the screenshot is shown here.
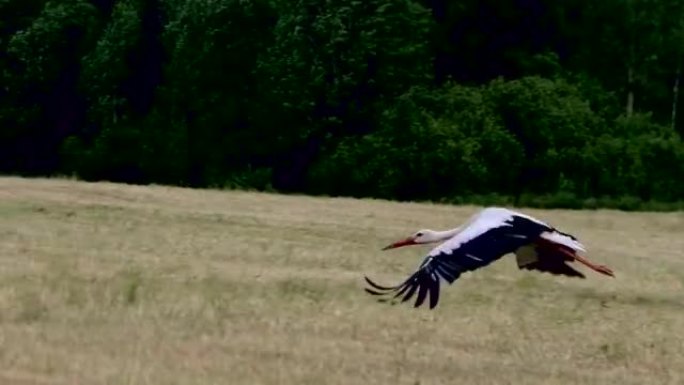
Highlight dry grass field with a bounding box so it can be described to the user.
[1,176,684,385]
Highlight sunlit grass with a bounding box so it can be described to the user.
[1,176,683,384]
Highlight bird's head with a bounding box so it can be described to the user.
[381,229,440,250]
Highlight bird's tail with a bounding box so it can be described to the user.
[539,230,586,253]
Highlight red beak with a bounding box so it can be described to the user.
[382,237,417,250]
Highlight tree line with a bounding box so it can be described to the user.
[2,0,684,210]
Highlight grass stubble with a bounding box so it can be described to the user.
[0,176,683,385]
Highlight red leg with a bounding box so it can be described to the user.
[572,253,615,277]
[554,247,615,277]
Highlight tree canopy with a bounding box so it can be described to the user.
[2,0,684,210]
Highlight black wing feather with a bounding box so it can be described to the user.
[400,282,419,302]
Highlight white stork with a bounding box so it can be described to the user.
[364,207,614,309]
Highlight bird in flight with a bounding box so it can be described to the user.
[364,207,614,309]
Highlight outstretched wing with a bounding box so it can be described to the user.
[364,208,552,309]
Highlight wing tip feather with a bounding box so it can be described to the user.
[363,270,442,310]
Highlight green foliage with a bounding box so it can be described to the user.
[309,83,525,200]
[79,0,142,126]
[310,74,684,208]
[252,0,434,191]
[485,76,604,195]
[1,0,100,173]
[7,0,99,83]
[2,0,684,210]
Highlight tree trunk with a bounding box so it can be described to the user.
[672,59,681,132]
[626,0,635,118]
[626,66,634,117]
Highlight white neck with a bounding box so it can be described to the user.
[433,227,462,242]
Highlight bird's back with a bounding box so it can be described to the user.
[474,207,550,227]
[474,207,585,251]
[427,207,550,259]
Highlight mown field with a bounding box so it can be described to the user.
[1,176,683,385]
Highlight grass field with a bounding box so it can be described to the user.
[1,176,684,384]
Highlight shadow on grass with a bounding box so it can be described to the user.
[570,286,684,309]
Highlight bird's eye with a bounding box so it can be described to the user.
[416,232,423,237]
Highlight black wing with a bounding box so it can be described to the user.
[365,209,551,309]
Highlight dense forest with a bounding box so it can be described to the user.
[2,0,684,210]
